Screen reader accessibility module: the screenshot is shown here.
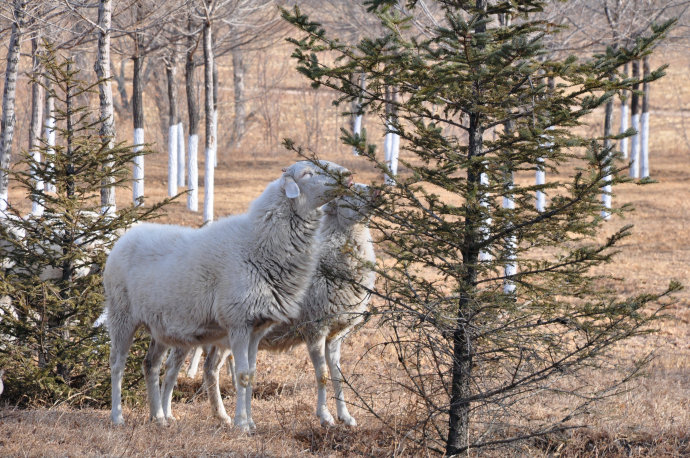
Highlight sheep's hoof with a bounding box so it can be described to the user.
[339,414,357,427]
[165,415,178,423]
[248,418,256,431]
[151,415,168,427]
[234,423,252,434]
[318,411,336,427]
[111,414,125,426]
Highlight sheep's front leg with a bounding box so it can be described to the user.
[306,334,336,426]
[161,347,190,422]
[203,345,233,426]
[142,338,169,425]
[326,337,356,426]
[229,330,251,432]
[226,351,237,391]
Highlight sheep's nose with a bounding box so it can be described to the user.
[346,176,353,187]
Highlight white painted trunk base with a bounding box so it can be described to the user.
[188,134,199,212]
[640,112,649,178]
[536,158,546,212]
[45,115,56,193]
[352,114,362,156]
[629,114,640,178]
[503,187,516,294]
[168,124,178,197]
[177,122,185,187]
[619,103,629,159]
[31,150,44,216]
[133,128,144,205]
[383,122,399,185]
[479,172,492,262]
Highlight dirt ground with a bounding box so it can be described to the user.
[0,43,689,456]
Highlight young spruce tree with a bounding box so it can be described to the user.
[283,1,676,454]
[0,46,168,406]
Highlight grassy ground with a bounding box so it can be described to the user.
[1,44,689,456]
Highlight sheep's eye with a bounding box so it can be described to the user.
[302,171,313,179]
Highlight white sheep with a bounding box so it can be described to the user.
[163,184,378,427]
[103,160,350,431]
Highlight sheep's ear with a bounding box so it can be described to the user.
[283,176,301,199]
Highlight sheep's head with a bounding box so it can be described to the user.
[281,160,352,209]
[324,183,381,228]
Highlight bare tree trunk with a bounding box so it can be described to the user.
[629,60,640,178]
[29,35,44,217]
[231,48,247,150]
[0,0,27,213]
[110,59,130,114]
[132,32,145,205]
[203,19,216,223]
[96,0,116,214]
[640,57,650,178]
[166,53,179,197]
[619,62,629,159]
[602,75,615,220]
[212,60,218,168]
[186,13,200,212]
[44,79,55,194]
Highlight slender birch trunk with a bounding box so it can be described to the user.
[29,36,44,216]
[629,60,640,178]
[186,13,200,212]
[384,85,399,185]
[0,0,27,213]
[619,62,629,159]
[640,57,650,178]
[96,0,116,214]
[203,20,216,223]
[231,48,247,149]
[166,53,179,197]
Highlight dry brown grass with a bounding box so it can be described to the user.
[1,42,689,456]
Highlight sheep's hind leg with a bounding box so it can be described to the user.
[326,337,356,426]
[186,346,203,378]
[109,316,137,426]
[203,345,233,427]
[143,338,169,425]
[244,325,274,431]
[161,347,190,422]
[229,329,251,432]
[306,334,336,426]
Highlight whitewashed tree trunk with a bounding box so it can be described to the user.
[132,50,145,205]
[29,36,44,217]
[352,73,365,155]
[96,0,116,214]
[186,12,199,212]
[601,77,615,220]
[629,60,640,178]
[503,185,516,294]
[0,0,27,214]
[619,63,629,159]
[166,55,179,197]
[44,88,56,193]
[640,57,650,178]
[384,86,399,185]
[203,21,216,223]
[479,171,492,262]
[177,121,185,187]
